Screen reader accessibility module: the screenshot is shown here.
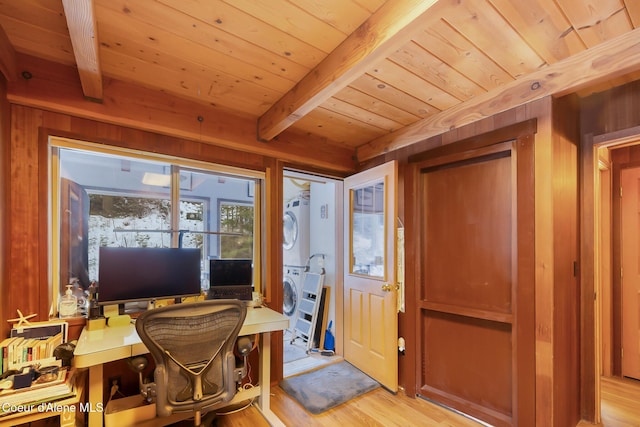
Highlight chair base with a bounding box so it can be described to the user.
[167,410,217,427]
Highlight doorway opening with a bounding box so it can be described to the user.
[282,170,343,377]
[593,134,640,424]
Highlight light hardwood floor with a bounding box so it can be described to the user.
[600,376,640,427]
[214,375,640,427]
[215,385,483,427]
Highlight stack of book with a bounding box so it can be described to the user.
[1,321,68,374]
[0,368,77,415]
[0,332,63,373]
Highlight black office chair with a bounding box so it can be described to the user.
[134,299,250,426]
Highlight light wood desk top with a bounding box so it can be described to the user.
[74,305,288,368]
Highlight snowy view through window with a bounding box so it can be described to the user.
[86,195,204,282]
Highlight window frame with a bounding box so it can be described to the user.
[49,136,264,310]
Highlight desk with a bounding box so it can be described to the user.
[74,306,288,427]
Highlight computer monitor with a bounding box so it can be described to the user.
[208,258,253,301]
[209,258,253,287]
[97,247,201,306]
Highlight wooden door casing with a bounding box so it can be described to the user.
[415,139,535,427]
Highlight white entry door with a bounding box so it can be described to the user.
[343,160,398,391]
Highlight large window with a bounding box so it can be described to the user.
[50,138,262,310]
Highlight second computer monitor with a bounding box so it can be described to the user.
[209,258,252,286]
[208,258,253,301]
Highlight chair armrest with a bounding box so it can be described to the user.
[236,336,252,357]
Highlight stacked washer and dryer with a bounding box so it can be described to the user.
[282,190,310,330]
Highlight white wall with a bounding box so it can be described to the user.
[309,181,337,331]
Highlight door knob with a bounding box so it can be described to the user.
[381,283,398,292]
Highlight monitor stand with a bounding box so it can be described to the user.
[102,304,120,318]
[122,301,150,315]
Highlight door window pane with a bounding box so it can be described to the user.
[350,181,385,278]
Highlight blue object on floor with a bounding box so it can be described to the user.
[324,320,335,351]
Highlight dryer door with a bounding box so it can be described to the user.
[283,275,298,316]
[283,211,298,251]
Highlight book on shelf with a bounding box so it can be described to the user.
[1,332,64,373]
[0,337,17,373]
[10,321,68,342]
[0,367,77,413]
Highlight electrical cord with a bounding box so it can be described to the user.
[214,397,255,415]
[215,383,258,416]
[214,353,260,417]
[107,380,125,404]
[245,358,253,385]
[109,384,118,400]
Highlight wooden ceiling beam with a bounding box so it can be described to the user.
[62,0,103,101]
[257,0,440,142]
[357,26,640,162]
[7,54,355,173]
[0,24,17,82]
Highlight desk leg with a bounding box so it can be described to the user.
[87,364,104,427]
[256,331,285,427]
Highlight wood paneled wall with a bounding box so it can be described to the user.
[0,76,8,338]
[551,95,580,427]
[581,80,640,137]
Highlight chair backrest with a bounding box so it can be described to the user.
[135,299,247,417]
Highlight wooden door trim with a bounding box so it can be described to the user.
[580,132,598,420]
[408,119,537,164]
[418,141,513,172]
[38,127,52,321]
[403,161,420,397]
[514,133,536,426]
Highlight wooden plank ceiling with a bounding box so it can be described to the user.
[1,0,640,166]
